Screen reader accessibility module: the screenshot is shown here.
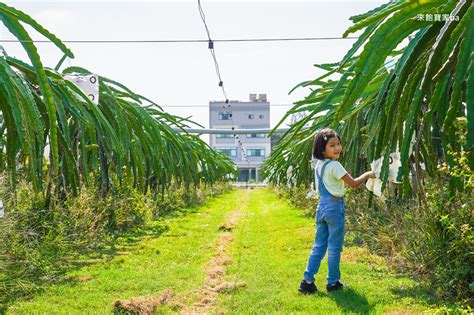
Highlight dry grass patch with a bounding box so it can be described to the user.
[113,289,177,314]
[75,275,93,282]
[190,210,246,311]
[342,247,386,268]
[211,281,247,293]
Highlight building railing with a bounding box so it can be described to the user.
[172,128,297,134]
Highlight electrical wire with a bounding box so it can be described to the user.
[0,37,358,44]
[197,0,250,164]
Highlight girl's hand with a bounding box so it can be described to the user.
[342,171,377,188]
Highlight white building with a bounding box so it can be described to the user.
[209,94,271,182]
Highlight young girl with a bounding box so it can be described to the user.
[299,128,375,294]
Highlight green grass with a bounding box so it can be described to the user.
[215,189,436,314]
[7,189,243,314]
[7,189,440,314]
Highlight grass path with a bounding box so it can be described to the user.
[7,189,436,314]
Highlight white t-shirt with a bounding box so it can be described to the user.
[314,159,347,197]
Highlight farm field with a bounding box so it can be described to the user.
[0,1,472,313]
[7,189,438,314]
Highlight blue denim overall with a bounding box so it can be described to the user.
[304,160,345,284]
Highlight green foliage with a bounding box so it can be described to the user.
[0,177,231,310]
[346,176,472,305]
[6,189,443,313]
[0,2,75,180]
[0,5,237,197]
[263,0,472,197]
[263,2,473,305]
[274,172,472,306]
[270,147,473,304]
[0,4,237,310]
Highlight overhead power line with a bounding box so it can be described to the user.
[0,36,358,44]
[197,0,252,163]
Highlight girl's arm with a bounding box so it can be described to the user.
[341,171,375,188]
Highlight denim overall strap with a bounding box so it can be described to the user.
[316,160,334,201]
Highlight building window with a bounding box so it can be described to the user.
[218,112,232,120]
[248,114,254,119]
[259,114,264,119]
[215,147,237,157]
[216,133,234,138]
[247,148,265,157]
[246,133,266,138]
